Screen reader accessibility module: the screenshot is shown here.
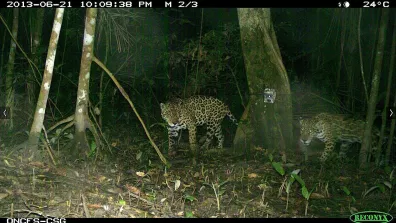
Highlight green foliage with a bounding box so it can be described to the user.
[342,186,351,196]
[184,194,197,202]
[185,210,195,218]
[118,200,126,206]
[272,161,285,176]
[88,141,97,158]
[291,172,305,187]
[342,186,356,203]
[301,186,309,200]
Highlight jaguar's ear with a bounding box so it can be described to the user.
[160,103,165,111]
[299,117,303,125]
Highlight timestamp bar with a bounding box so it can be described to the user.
[4,0,193,8]
[2,0,395,7]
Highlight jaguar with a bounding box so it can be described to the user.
[160,95,238,162]
[299,113,379,164]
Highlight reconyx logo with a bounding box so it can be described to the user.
[350,211,393,223]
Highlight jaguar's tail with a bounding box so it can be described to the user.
[226,111,238,126]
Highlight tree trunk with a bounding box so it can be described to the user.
[28,9,45,110]
[0,11,11,101]
[5,8,19,130]
[381,14,396,165]
[234,9,293,160]
[28,8,65,160]
[386,96,396,165]
[359,8,389,168]
[73,8,98,156]
[344,10,358,113]
[336,10,346,90]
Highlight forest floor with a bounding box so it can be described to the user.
[0,125,394,219]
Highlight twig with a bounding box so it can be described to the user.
[129,192,155,206]
[3,209,47,218]
[41,126,57,165]
[81,194,91,218]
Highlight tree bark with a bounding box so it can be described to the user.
[344,10,358,113]
[28,8,65,160]
[5,8,19,130]
[382,14,396,165]
[359,8,389,168]
[386,96,396,165]
[234,9,293,160]
[73,8,98,156]
[28,9,45,109]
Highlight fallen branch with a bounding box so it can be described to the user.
[47,115,74,133]
[81,194,91,218]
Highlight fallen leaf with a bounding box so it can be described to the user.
[350,207,358,214]
[175,180,181,191]
[338,176,350,181]
[254,146,264,151]
[29,162,46,168]
[55,168,67,176]
[0,193,9,200]
[136,171,145,177]
[325,207,331,211]
[248,173,258,178]
[126,184,141,195]
[3,160,15,167]
[310,193,326,199]
[87,204,102,209]
[98,176,107,182]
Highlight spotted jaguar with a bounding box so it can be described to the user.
[160,95,238,162]
[299,113,379,163]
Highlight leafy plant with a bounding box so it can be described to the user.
[258,180,271,206]
[342,186,356,204]
[363,167,395,211]
[292,172,313,216]
[204,179,229,212]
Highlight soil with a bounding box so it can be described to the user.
[0,124,394,219]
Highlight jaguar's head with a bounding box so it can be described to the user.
[160,102,179,127]
[299,118,316,145]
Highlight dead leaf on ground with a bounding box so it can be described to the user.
[248,173,258,178]
[0,193,9,200]
[29,161,47,168]
[310,193,326,199]
[87,204,103,209]
[126,184,141,195]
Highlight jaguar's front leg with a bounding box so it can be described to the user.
[320,141,335,163]
[188,125,198,165]
[168,126,179,157]
[319,134,334,176]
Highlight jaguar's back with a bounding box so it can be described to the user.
[160,95,238,161]
[300,113,378,163]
